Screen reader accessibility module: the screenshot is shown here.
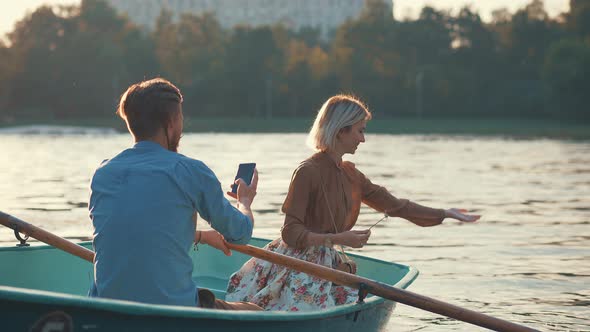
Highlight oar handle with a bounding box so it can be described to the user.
[0,211,94,263]
[226,243,539,332]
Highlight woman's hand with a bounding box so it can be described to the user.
[444,208,481,223]
[334,230,371,248]
[199,230,232,256]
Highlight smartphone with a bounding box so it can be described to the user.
[231,163,256,194]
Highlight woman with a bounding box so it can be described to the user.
[226,95,480,311]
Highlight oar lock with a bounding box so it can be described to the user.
[13,225,30,247]
[356,282,369,303]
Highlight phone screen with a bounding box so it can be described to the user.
[231,163,256,194]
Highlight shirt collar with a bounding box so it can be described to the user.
[133,140,166,150]
[314,151,342,169]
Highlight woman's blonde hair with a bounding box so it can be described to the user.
[307,94,371,152]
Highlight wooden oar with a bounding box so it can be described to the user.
[0,211,94,262]
[226,243,539,332]
[0,211,538,332]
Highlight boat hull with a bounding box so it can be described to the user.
[1,288,395,332]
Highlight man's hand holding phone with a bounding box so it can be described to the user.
[228,170,258,205]
[227,163,258,228]
[227,163,258,206]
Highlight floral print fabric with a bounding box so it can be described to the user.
[225,238,359,311]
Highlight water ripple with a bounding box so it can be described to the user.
[1,133,588,332]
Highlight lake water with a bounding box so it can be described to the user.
[0,129,588,331]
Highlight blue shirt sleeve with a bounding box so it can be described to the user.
[176,158,253,245]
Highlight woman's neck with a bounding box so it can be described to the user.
[325,150,344,165]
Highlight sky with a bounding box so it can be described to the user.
[1,0,77,37]
[1,0,570,37]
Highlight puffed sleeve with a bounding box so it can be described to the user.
[280,163,316,249]
[359,169,445,227]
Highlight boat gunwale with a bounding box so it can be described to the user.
[0,239,419,321]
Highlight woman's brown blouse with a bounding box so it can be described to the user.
[281,152,446,249]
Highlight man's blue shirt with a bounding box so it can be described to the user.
[88,141,252,306]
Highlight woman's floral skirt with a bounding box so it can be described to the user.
[225,238,358,311]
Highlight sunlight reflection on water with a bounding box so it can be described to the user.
[0,131,588,331]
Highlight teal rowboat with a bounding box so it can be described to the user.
[0,238,418,332]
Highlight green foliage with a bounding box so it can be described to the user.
[218,26,278,117]
[543,38,590,119]
[568,0,590,38]
[2,0,159,119]
[0,0,588,123]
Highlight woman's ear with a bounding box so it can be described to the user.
[337,126,350,139]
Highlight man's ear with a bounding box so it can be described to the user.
[165,116,176,133]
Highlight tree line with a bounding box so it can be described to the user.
[0,0,588,122]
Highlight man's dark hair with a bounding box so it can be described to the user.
[117,78,183,140]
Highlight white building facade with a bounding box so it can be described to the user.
[106,0,393,35]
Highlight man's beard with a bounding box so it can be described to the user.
[166,130,182,152]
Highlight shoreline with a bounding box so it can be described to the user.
[1,116,589,139]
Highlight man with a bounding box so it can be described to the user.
[89,78,261,310]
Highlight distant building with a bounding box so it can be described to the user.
[106,0,393,37]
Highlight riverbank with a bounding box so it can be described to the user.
[1,116,589,139]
